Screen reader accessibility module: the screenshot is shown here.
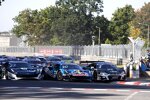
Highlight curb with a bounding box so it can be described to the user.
[117,81,150,86]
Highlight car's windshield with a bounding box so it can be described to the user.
[62,57,72,60]
[28,61,41,64]
[10,62,30,68]
[99,64,117,71]
[39,58,46,62]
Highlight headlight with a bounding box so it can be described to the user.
[37,69,42,73]
[63,70,70,76]
[64,70,69,74]
[8,71,17,78]
[84,73,89,76]
[100,72,108,76]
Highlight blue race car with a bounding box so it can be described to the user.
[43,62,92,81]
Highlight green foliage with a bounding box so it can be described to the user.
[56,0,103,16]
[132,2,150,47]
[12,0,105,46]
[93,15,110,44]
[105,38,111,44]
[128,21,141,39]
[109,5,135,44]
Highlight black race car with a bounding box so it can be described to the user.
[4,61,44,80]
[0,64,4,79]
[84,61,126,81]
[22,57,43,68]
[0,58,7,79]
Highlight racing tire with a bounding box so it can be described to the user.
[5,72,10,80]
[56,71,63,81]
[37,73,44,80]
[0,72,4,79]
[93,71,98,82]
[119,76,127,81]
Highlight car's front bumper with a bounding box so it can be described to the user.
[97,74,126,81]
[7,71,43,80]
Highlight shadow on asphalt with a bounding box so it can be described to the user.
[0,79,150,90]
[0,87,122,100]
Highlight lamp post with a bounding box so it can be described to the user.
[92,35,95,56]
[96,26,101,46]
[96,26,101,56]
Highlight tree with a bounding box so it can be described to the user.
[109,5,135,44]
[132,2,150,47]
[54,0,104,45]
[12,9,38,45]
[12,7,61,46]
[128,21,141,39]
[56,0,103,16]
[12,0,104,46]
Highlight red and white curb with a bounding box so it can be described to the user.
[1,87,150,93]
[117,81,150,86]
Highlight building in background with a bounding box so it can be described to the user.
[0,32,27,47]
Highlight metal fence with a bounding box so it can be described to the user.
[0,45,133,59]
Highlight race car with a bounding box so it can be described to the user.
[0,64,4,79]
[4,61,44,80]
[43,62,92,81]
[83,61,126,81]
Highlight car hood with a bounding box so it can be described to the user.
[100,70,119,74]
[11,67,40,72]
[65,69,86,74]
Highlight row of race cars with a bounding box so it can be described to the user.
[0,55,126,82]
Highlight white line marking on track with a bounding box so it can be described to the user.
[27,87,42,89]
[116,90,130,92]
[139,83,150,86]
[93,89,107,91]
[51,88,63,90]
[71,88,85,91]
[124,92,138,100]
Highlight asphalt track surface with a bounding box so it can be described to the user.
[0,80,150,100]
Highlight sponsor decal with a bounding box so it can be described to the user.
[39,49,63,55]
